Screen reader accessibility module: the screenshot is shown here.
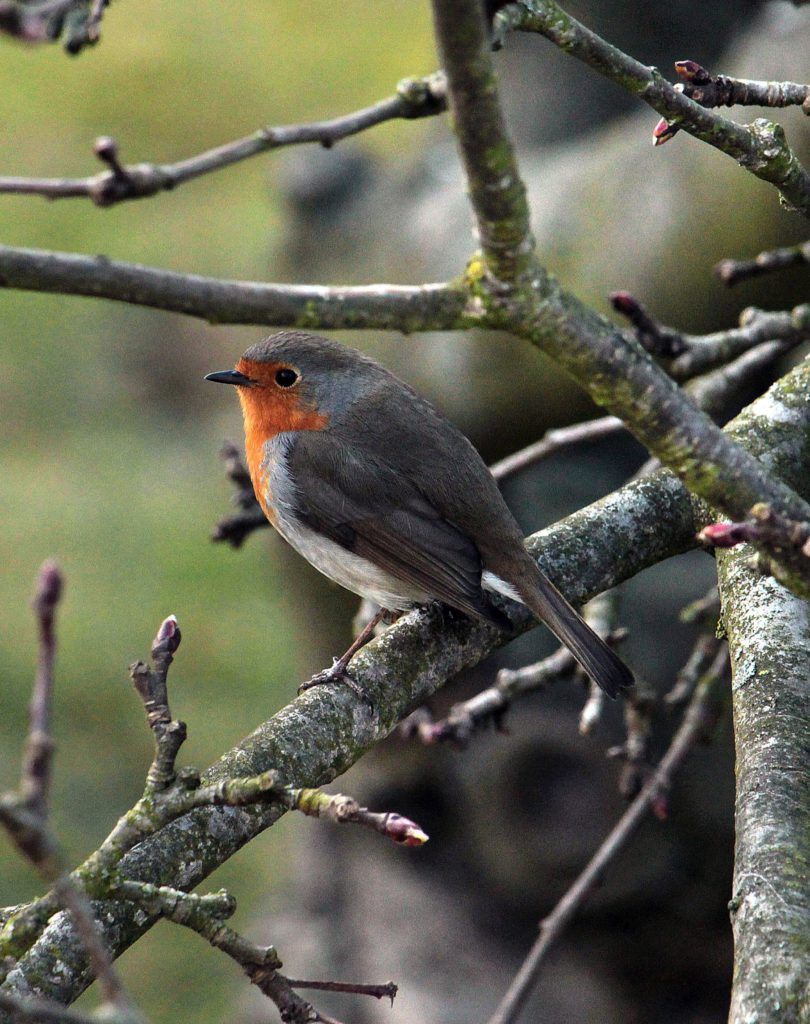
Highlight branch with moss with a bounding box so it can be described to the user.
[3,358,809,1011]
[477,276,810,591]
[0,244,466,330]
[0,601,424,1024]
[503,0,810,216]
[431,0,534,282]
[651,59,810,146]
[717,547,810,1024]
[430,0,810,593]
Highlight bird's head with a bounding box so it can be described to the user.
[205,330,380,439]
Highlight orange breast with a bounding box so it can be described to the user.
[238,367,329,529]
[245,425,278,528]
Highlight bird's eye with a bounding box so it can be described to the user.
[274,367,299,388]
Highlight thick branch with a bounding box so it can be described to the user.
[479,277,810,585]
[0,245,466,331]
[4,359,810,1010]
[509,0,810,216]
[717,550,810,1024]
[431,0,534,282]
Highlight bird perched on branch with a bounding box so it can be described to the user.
[206,331,633,697]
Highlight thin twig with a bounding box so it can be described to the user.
[487,646,729,1024]
[667,305,810,381]
[716,240,810,286]
[404,627,627,747]
[508,1,810,217]
[287,979,397,1004]
[21,562,62,814]
[0,563,140,1018]
[0,74,447,207]
[610,291,686,358]
[665,633,721,708]
[490,416,623,482]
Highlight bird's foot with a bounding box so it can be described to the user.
[298,658,372,706]
[297,607,390,704]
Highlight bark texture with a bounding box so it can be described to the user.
[719,553,810,1023]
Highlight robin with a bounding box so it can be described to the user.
[206,331,633,697]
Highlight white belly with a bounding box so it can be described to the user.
[275,515,431,610]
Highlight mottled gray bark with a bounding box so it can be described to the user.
[0,245,466,332]
[719,563,810,1020]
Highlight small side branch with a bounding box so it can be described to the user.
[610,295,810,383]
[0,74,447,207]
[487,647,729,1024]
[716,240,810,287]
[511,1,810,217]
[700,502,810,597]
[652,60,810,146]
[21,562,62,815]
[489,416,624,482]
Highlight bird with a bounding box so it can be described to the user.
[205,331,633,697]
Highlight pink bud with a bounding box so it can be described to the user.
[652,118,679,146]
[383,813,429,846]
[33,559,64,614]
[698,522,749,548]
[609,291,640,316]
[652,795,669,820]
[674,60,710,83]
[155,614,182,653]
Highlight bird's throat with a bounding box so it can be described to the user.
[238,390,328,530]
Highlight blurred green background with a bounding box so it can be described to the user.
[0,3,436,1019]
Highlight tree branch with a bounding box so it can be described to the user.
[481,281,810,589]
[507,0,810,217]
[0,74,447,207]
[0,244,466,331]
[3,357,809,1010]
[430,0,810,588]
[716,240,810,287]
[717,548,810,1024]
[431,0,535,282]
[487,645,729,1024]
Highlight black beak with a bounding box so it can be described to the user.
[204,369,257,387]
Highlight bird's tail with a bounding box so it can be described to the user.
[517,565,633,698]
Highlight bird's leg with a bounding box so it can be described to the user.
[298,607,390,697]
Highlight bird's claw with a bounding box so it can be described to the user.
[298,660,374,708]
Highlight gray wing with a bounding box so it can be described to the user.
[287,430,508,627]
